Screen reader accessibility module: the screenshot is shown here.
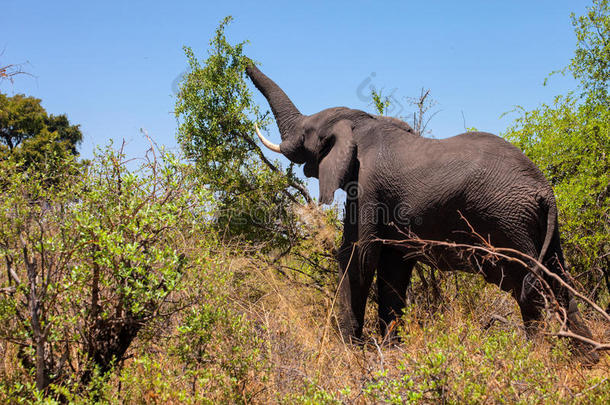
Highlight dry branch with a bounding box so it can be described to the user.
[374,225,610,352]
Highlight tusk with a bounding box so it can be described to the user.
[255,124,281,153]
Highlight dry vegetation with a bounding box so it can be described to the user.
[0,148,607,403]
[97,240,610,404]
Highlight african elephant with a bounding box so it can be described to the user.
[245,63,598,361]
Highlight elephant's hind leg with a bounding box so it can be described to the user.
[507,263,546,339]
[377,247,414,339]
[543,251,599,364]
[515,252,600,364]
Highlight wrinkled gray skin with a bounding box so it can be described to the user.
[246,64,597,361]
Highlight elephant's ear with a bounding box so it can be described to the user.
[318,120,356,204]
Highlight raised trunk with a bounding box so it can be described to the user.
[245,64,305,160]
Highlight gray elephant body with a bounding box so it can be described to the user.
[356,122,550,259]
[246,64,596,360]
[339,115,557,333]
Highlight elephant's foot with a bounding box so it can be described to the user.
[519,300,546,340]
[335,313,364,345]
[566,335,599,366]
[571,346,600,367]
[565,301,600,366]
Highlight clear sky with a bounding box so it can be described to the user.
[2,1,585,168]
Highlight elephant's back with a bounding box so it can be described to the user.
[376,132,553,256]
[439,132,550,186]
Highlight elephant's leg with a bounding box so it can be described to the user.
[336,240,376,341]
[336,241,361,339]
[480,257,545,338]
[543,252,599,363]
[336,194,366,341]
[377,247,414,338]
[518,294,545,338]
[512,266,546,338]
[543,255,589,335]
[515,250,599,363]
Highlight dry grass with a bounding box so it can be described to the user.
[105,242,608,404]
[1,222,608,404]
[234,261,609,403]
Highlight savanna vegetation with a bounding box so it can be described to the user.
[0,2,608,403]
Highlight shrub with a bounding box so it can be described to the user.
[0,145,212,399]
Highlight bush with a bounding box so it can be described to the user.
[175,16,311,250]
[0,145,212,399]
[504,0,610,303]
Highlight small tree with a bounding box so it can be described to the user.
[370,89,391,115]
[504,0,610,302]
[175,17,311,249]
[0,93,82,174]
[0,146,210,396]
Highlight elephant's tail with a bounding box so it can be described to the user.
[537,195,557,266]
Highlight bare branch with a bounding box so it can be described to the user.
[0,59,31,84]
[374,220,610,352]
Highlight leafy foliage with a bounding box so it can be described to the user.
[0,93,82,173]
[0,145,211,397]
[370,89,391,115]
[570,0,610,102]
[175,16,310,249]
[504,0,610,301]
[362,312,609,404]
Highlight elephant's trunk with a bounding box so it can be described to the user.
[245,63,305,160]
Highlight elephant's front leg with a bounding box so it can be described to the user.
[377,247,414,339]
[335,192,378,341]
[336,239,376,341]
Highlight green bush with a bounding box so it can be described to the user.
[361,313,609,404]
[175,16,311,250]
[504,0,609,303]
[0,145,212,399]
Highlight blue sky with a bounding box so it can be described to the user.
[2,1,585,168]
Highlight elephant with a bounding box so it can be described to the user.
[245,62,598,362]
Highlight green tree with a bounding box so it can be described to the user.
[569,0,610,102]
[175,16,311,249]
[504,0,610,302]
[0,93,82,170]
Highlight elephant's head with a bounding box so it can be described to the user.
[246,63,367,204]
